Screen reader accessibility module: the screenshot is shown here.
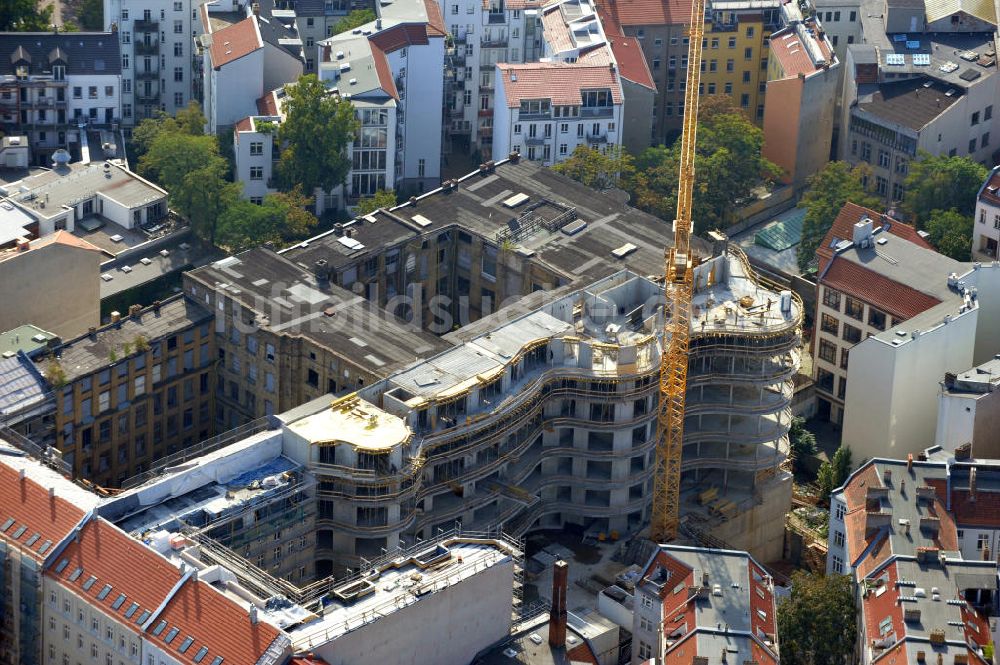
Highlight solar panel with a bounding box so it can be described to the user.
[912,54,931,66]
[886,54,905,65]
[893,33,908,41]
[905,40,920,49]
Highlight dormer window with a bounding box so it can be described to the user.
[52,65,65,81]
[581,89,611,108]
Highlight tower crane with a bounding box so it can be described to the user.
[649,0,707,543]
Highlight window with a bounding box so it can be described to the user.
[174,92,183,106]
[559,143,568,155]
[838,377,847,399]
[740,93,749,108]
[868,308,886,330]
[174,67,183,81]
[983,132,991,148]
[840,348,850,370]
[174,42,184,56]
[726,58,734,72]
[822,288,841,310]
[970,138,978,154]
[831,555,844,574]
[816,367,835,392]
[418,159,426,177]
[728,37,736,48]
[877,149,890,168]
[250,141,263,156]
[818,339,837,363]
[744,46,753,60]
[844,297,864,321]
[513,123,521,134]
[972,111,981,126]
[638,642,653,660]
[834,530,845,548]
[820,313,838,335]
[249,166,263,180]
[641,594,654,609]
[978,533,990,550]
[835,501,846,521]
[986,105,994,121]
[174,19,183,33]
[746,26,754,37]
[842,324,862,344]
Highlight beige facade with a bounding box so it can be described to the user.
[0,233,102,340]
[42,577,142,665]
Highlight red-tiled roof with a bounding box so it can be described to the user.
[371,44,400,100]
[150,578,284,665]
[978,169,1000,207]
[768,23,834,78]
[927,482,1000,527]
[256,90,280,116]
[0,463,85,561]
[235,116,253,133]
[816,202,931,272]
[497,62,623,107]
[596,2,656,89]
[600,0,692,26]
[369,24,429,52]
[821,258,942,320]
[48,519,179,626]
[424,0,448,37]
[209,17,262,68]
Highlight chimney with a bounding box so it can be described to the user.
[110,311,121,324]
[955,443,972,460]
[249,604,259,625]
[88,327,97,339]
[16,237,30,252]
[153,300,162,312]
[252,2,260,16]
[907,453,913,471]
[128,304,142,319]
[983,545,991,561]
[18,468,26,481]
[883,468,892,485]
[549,560,568,648]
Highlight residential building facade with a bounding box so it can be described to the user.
[44,295,216,488]
[0,33,122,164]
[973,165,1000,261]
[762,17,839,191]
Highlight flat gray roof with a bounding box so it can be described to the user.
[284,159,711,284]
[186,249,451,377]
[49,295,213,381]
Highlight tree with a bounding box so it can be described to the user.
[264,186,318,240]
[276,75,359,197]
[789,417,817,474]
[925,208,972,261]
[78,0,104,30]
[216,200,282,252]
[629,102,780,234]
[831,446,852,486]
[357,189,398,215]
[796,161,880,273]
[552,145,635,190]
[131,101,204,157]
[332,9,376,34]
[903,152,987,225]
[1,0,53,31]
[778,571,857,665]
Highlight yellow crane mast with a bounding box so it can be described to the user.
[649,0,707,543]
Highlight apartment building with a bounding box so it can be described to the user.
[973,165,1000,261]
[102,0,206,122]
[839,0,998,205]
[0,443,100,665]
[762,17,839,190]
[811,0,861,60]
[0,33,122,164]
[827,453,999,664]
[233,111,282,204]
[492,62,625,165]
[0,232,103,340]
[41,295,216,488]
[632,545,779,665]
[935,356,1000,459]
[811,202,957,426]
[199,7,303,134]
[1,158,168,236]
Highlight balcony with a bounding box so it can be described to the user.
[135,40,159,55]
[581,106,614,118]
[482,36,508,48]
[586,133,608,144]
[134,19,159,32]
[136,69,160,81]
[135,91,161,104]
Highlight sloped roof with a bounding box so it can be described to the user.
[0,461,86,562]
[821,258,943,319]
[925,0,997,24]
[599,0,692,26]
[209,17,263,68]
[596,2,655,89]
[0,33,120,76]
[496,62,623,107]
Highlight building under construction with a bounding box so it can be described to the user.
[262,244,801,574]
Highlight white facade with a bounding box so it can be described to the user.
[493,64,624,166]
[234,117,278,203]
[811,0,861,59]
[103,0,205,123]
[973,165,1000,261]
[385,40,443,193]
[206,46,263,133]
